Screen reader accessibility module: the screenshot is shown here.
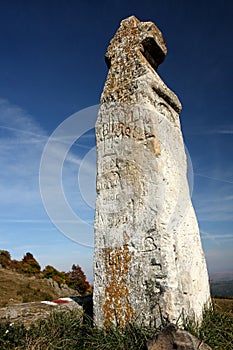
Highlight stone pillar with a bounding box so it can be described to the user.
[94,16,210,328]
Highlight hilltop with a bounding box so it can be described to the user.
[0,267,78,307]
[0,250,92,307]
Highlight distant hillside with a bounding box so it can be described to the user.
[0,268,78,307]
[210,280,233,297]
[209,270,233,297]
[209,271,233,282]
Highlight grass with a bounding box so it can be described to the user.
[0,311,153,350]
[183,300,233,350]
[0,300,232,349]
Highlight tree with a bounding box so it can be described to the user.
[15,252,41,275]
[66,264,91,294]
[0,250,11,268]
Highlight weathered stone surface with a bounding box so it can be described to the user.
[0,301,82,329]
[94,16,210,328]
[147,324,212,350]
[46,278,79,297]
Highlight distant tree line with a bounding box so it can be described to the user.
[0,250,92,295]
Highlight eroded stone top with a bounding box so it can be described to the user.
[105,16,167,70]
[101,16,181,112]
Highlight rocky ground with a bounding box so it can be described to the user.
[0,299,82,329]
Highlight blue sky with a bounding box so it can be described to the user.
[0,0,232,282]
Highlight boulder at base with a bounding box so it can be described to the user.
[147,324,212,350]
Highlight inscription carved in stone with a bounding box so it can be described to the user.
[94,16,210,328]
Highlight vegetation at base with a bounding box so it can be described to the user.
[0,310,152,350]
[0,250,92,295]
[0,299,232,350]
[183,299,233,350]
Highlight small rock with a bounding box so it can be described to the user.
[147,324,212,350]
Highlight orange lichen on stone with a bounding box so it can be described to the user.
[103,243,135,327]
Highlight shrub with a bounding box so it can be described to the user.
[0,250,11,268]
[42,265,66,285]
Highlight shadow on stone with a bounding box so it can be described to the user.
[71,294,93,326]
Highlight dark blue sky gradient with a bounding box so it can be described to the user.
[0,1,231,130]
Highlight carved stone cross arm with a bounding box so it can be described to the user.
[102,16,181,113]
[105,16,167,71]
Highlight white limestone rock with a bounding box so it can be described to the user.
[94,16,210,328]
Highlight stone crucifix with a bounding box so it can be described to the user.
[94,16,210,328]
